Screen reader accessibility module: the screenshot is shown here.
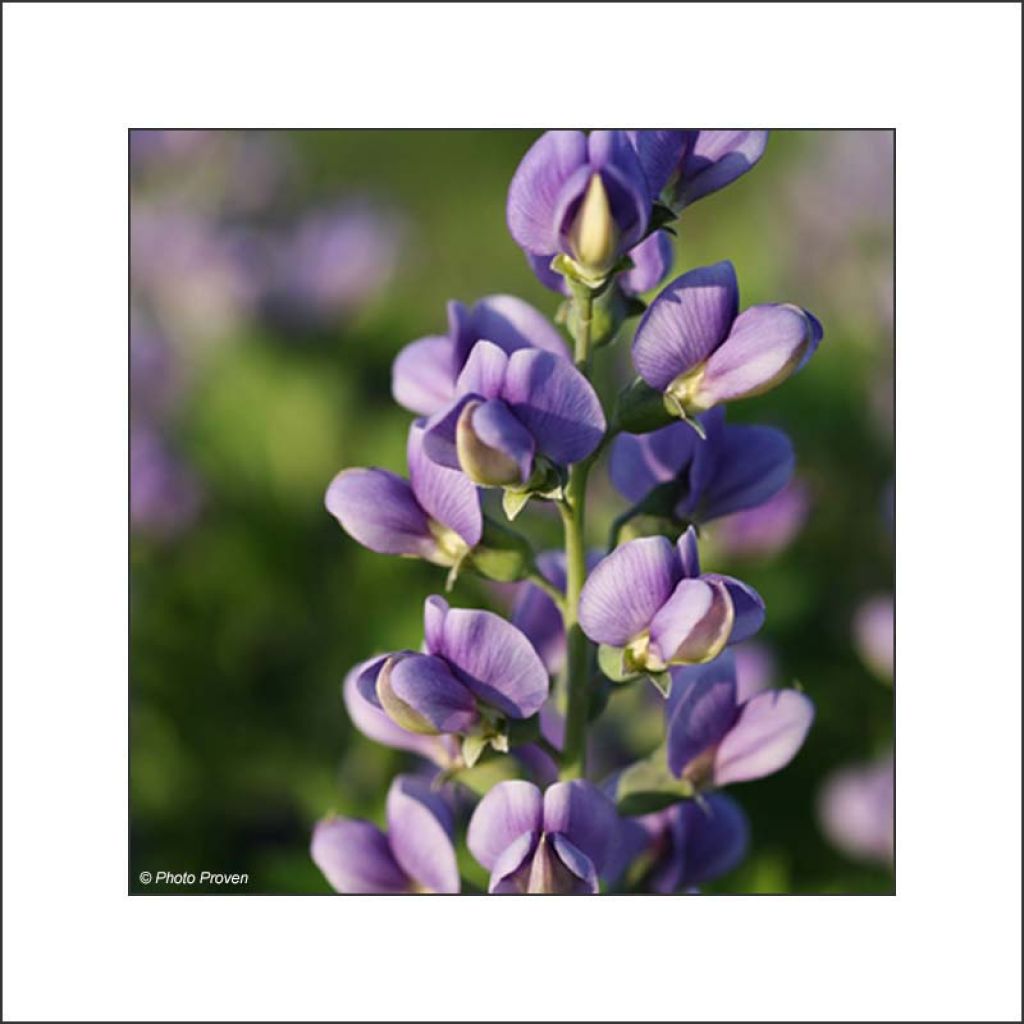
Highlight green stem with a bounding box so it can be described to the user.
[560,285,595,780]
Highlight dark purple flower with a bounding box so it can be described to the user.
[507,130,650,282]
[311,775,459,893]
[580,528,764,673]
[610,407,794,524]
[665,651,814,788]
[325,421,481,567]
[853,594,894,682]
[818,751,894,867]
[263,202,402,327]
[391,294,568,417]
[628,130,769,210]
[711,479,810,559]
[527,229,674,297]
[422,340,605,488]
[632,260,822,418]
[612,793,749,892]
[357,596,549,737]
[467,779,619,894]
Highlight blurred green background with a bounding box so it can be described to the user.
[130,130,894,894]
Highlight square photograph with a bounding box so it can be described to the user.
[129,129,894,895]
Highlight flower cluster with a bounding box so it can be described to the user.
[315,129,823,894]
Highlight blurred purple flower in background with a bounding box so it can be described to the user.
[818,752,894,868]
[732,641,776,703]
[711,479,811,560]
[468,779,619,894]
[261,202,402,330]
[853,593,895,683]
[311,775,460,894]
[130,423,202,539]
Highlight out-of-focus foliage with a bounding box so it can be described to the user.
[130,130,894,894]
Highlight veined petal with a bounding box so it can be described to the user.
[678,793,750,887]
[579,536,681,647]
[609,422,700,505]
[391,334,457,416]
[699,424,794,522]
[694,303,818,408]
[343,660,453,765]
[621,230,674,296]
[324,468,433,559]
[502,348,606,466]
[407,421,482,548]
[467,779,543,871]
[454,338,510,400]
[379,653,480,735]
[311,818,409,894]
[677,526,701,578]
[675,130,769,208]
[714,689,815,785]
[488,830,539,894]
[626,130,693,199]
[666,660,739,778]
[439,606,550,718]
[632,261,739,391]
[542,779,619,873]
[454,294,568,366]
[507,130,589,255]
[703,574,765,644]
[422,594,448,657]
[648,576,734,667]
[545,834,599,894]
[386,776,460,894]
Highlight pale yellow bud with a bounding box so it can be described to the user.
[569,173,618,276]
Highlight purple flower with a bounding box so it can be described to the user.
[628,130,769,210]
[325,421,481,567]
[665,651,814,788]
[357,596,549,737]
[818,752,894,866]
[422,340,606,488]
[732,641,776,703]
[853,594,894,682]
[311,775,459,893]
[507,130,651,282]
[527,229,674,297]
[632,260,823,419]
[609,407,794,524]
[613,793,749,892]
[343,658,459,767]
[580,528,764,674]
[712,479,811,559]
[467,779,619,894]
[391,294,568,417]
[263,202,402,327]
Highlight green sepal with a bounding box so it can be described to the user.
[466,516,533,582]
[598,643,641,683]
[615,744,695,816]
[502,488,533,522]
[461,732,489,769]
[646,670,673,699]
[613,377,677,435]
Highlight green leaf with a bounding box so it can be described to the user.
[615,744,695,816]
[502,488,532,522]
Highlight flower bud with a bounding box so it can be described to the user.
[569,173,619,278]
